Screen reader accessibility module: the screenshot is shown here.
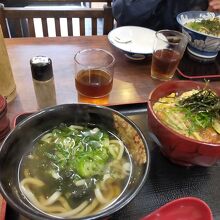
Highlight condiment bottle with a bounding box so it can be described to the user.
[30,56,57,109]
[0,25,16,103]
[0,95,10,141]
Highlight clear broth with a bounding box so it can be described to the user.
[19,124,132,218]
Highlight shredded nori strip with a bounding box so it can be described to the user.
[178,89,220,119]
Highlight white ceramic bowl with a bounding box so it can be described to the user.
[108,26,156,60]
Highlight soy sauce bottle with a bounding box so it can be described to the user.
[30,56,57,109]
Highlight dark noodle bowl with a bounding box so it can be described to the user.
[148,80,220,167]
[0,104,149,220]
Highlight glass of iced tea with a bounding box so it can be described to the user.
[151,30,188,81]
[74,48,115,99]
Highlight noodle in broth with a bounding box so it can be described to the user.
[19,123,131,218]
[185,17,220,37]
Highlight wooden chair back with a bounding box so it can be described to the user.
[4,0,112,7]
[0,2,113,38]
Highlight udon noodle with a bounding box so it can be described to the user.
[185,17,220,37]
[19,124,131,218]
[153,89,220,143]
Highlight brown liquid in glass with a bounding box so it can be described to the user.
[151,49,181,81]
[75,69,113,98]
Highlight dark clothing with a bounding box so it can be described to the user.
[112,0,209,31]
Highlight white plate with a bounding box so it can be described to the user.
[108,26,156,56]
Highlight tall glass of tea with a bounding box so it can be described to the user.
[74,48,115,101]
[151,30,188,81]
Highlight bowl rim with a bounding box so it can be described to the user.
[176,11,220,40]
[148,80,220,147]
[107,25,156,55]
[0,103,150,220]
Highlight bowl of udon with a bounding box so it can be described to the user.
[0,104,149,220]
[176,11,220,61]
[148,80,220,167]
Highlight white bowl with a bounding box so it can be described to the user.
[108,26,156,60]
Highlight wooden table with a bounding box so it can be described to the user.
[4,35,220,124]
[5,36,154,122]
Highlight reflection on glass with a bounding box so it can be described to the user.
[78,94,109,105]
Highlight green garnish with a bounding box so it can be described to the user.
[177,89,220,132]
[178,89,220,117]
[35,124,111,179]
[186,17,220,37]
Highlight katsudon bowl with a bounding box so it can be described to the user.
[176,11,220,61]
[148,80,220,167]
[0,104,149,220]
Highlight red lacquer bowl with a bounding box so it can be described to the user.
[148,80,220,167]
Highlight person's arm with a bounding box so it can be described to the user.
[112,0,162,26]
[208,0,220,11]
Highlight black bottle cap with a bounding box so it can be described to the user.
[30,56,53,81]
